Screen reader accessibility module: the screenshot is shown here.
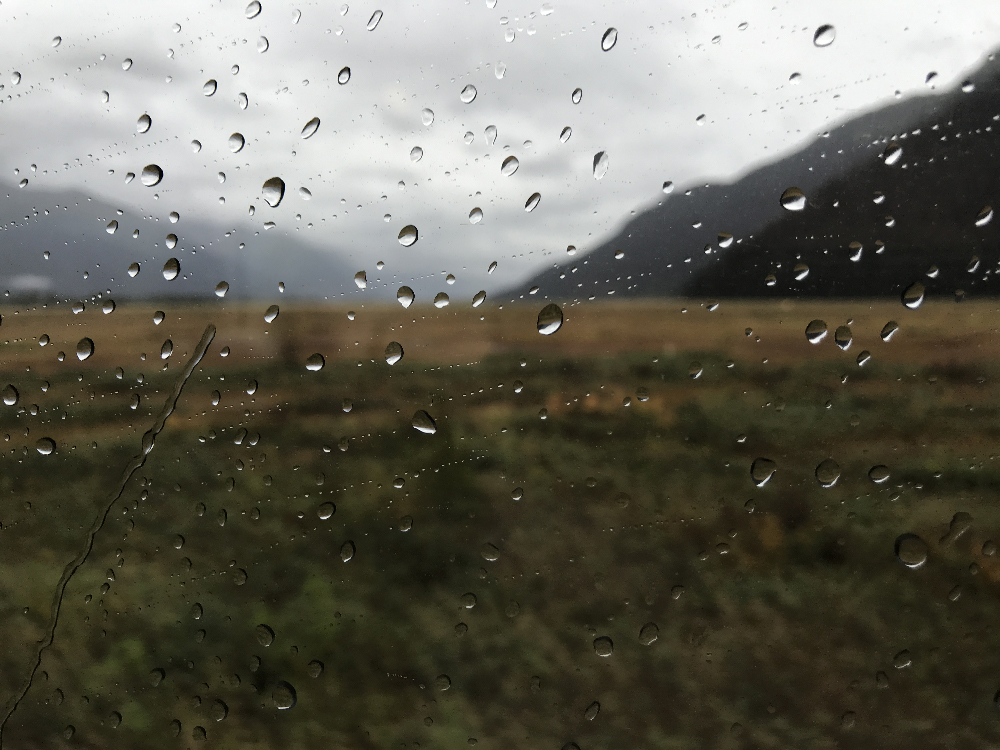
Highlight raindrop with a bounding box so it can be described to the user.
[127,263,140,277]
[165,234,178,249]
[751,458,776,486]
[76,338,94,361]
[902,282,924,309]
[485,125,497,144]
[52,36,62,47]
[262,177,285,207]
[169,212,179,223]
[367,9,383,30]
[501,156,519,176]
[481,543,500,561]
[106,220,118,234]
[397,286,414,308]
[2,385,18,406]
[153,311,165,324]
[460,84,477,103]
[385,341,403,365]
[461,592,477,608]
[880,321,898,341]
[662,181,674,194]
[472,290,486,307]
[203,79,218,96]
[883,142,902,166]
[36,438,56,455]
[338,66,351,84]
[412,410,437,434]
[257,36,269,53]
[264,305,279,323]
[272,682,297,710]
[215,281,230,297]
[834,325,852,350]
[601,27,618,51]
[433,292,450,308]
[815,459,841,488]
[469,207,483,224]
[340,540,356,562]
[122,58,132,70]
[869,465,890,483]
[246,1,262,18]
[398,225,418,246]
[210,700,228,723]
[572,87,582,104]
[421,108,435,126]
[780,187,806,211]
[813,24,835,47]
[103,300,115,314]
[976,206,993,227]
[101,90,110,103]
[537,303,563,335]
[410,146,423,162]
[495,61,506,79]
[228,133,245,152]
[525,193,541,211]
[149,668,165,687]
[639,622,659,645]
[718,233,734,248]
[162,258,180,280]
[238,92,248,109]
[191,140,202,152]
[355,271,367,289]
[559,126,572,143]
[435,674,451,691]
[255,624,275,646]
[137,114,151,133]
[141,165,163,187]
[305,353,325,371]
[160,340,173,359]
[308,660,324,678]
[805,319,827,344]
[593,636,613,657]
[301,117,320,138]
[11,72,20,85]
[593,151,609,180]
[585,702,600,721]
[793,262,809,280]
[895,534,928,569]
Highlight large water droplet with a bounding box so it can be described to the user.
[976,206,993,227]
[751,458,776,486]
[272,681,297,710]
[162,258,180,280]
[805,319,827,344]
[122,58,132,70]
[398,225,418,246]
[593,636,613,657]
[257,36,269,53]
[141,165,163,187]
[883,142,902,166]
[868,465,890,483]
[264,305,279,323]
[2,385,18,406]
[834,325,852,350]
[460,84,477,103]
[813,24,835,47]
[354,271,367,289]
[246,1,262,18]
[160,339,173,360]
[340,540,356,562]
[537,303,563,335]
[228,133,245,152]
[215,281,230,297]
[525,192,541,212]
[469,207,483,224]
[301,117,320,138]
[127,263,140,277]
[409,146,423,162]
[638,622,658,645]
[472,290,486,307]
[106,220,118,234]
[52,36,62,47]
[317,502,336,520]
[76,338,94,361]
[165,234,178,249]
[593,151,609,180]
[412,410,437,434]
[203,79,218,96]
[585,702,600,721]
[421,108,435,126]
[485,125,497,144]
[601,27,618,51]
[433,292,450,308]
[397,286,414,308]
[780,187,805,211]
[895,534,928,569]
[385,341,403,365]
[305,353,325,371]
[815,459,841,488]
[880,321,898,341]
[36,437,56,455]
[255,623,275,646]
[367,9,383,30]
[262,177,285,207]
[338,66,351,84]
[571,87,582,104]
[137,114,151,133]
[902,282,924,309]
[501,156,519,176]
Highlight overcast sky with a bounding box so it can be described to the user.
[1,0,1000,302]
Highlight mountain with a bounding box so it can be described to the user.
[514,52,1000,302]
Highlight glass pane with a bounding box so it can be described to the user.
[0,2,997,748]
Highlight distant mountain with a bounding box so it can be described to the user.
[515,52,1000,302]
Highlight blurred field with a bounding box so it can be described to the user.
[0,298,997,750]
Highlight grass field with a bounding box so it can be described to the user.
[0,298,997,750]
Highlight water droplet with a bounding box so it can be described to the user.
[815,459,841,488]
[571,87,582,104]
[593,636,613,657]
[558,127,573,144]
[101,90,110,103]
[537,303,563,335]
[902,282,924,309]
[292,8,302,23]
[162,258,180,280]
[472,290,486,307]
[122,58,132,70]
[421,108,435,126]
[137,114,151,133]
[976,206,993,227]
[813,24,835,47]
[141,165,163,187]
[165,234,178,250]
[246,1,262,18]
[317,502,336,520]
[149,668,165,687]
[338,66,351,84]
[127,262,140,278]
[307,660,324,678]
[409,146,424,163]
[601,27,618,51]
[52,36,62,47]
[833,325,852,350]
[793,262,809,280]
[433,292,449,308]
[751,458,776,486]
[238,92,249,109]
[397,286,414,308]
[780,187,805,211]
[367,9,383,30]
[215,281,229,298]
[880,321,898,341]
[76,337,94,361]
[272,681,297,710]
[460,84,477,103]
[103,300,115,315]
[301,117,320,138]
[469,207,483,224]
[495,61,506,78]
[10,72,20,85]
[525,193,541,212]
[398,225,418,246]
[354,271,367,289]
[159,339,173,360]
[228,133,245,152]
[210,700,228,723]
[36,437,56,455]
[501,155,519,176]
[412,410,437,434]
[883,142,902,166]
[306,353,326,371]
[639,622,659,645]
[867,465,890,484]
[385,341,403,365]
[895,534,928,568]
[262,177,285,207]
[257,36,269,53]
[106,220,119,234]
[340,540,356,562]
[584,701,600,721]
[255,624,275,646]
[2,386,17,406]
[203,79,217,96]
[592,151,609,180]
[485,125,497,144]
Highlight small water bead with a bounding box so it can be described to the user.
[1,385,17,406]
[902,282,925,309]
[255,624,275,646]
[813,24,836,47]
[834,325,852,350]
[433,292,450,308]
[895,534,928,568]
[421,108,435,126]
[272,681,297,710]
[367,9,383,30]
[883,142,902,166]
[593,636,613,657]
[461,592,477,609]
[257,36,269,52]
[501,156,519,176]
[385,341,403,365]
[412,410,437,434]
[815,459,841,488]
[317,502,336,520]
[137,114,151,133]
[398,515,413,531]
[101,90,110,103]
[751,458,776,486]
[307,660,325,678]
[460,84,477,103]
[210,700,228,723]
[162,258,180,280]
[228,133,245,152]
[264,305,279,323]
[718,233,734,249]
[76,338,94,361]
[688,362,703,379]
[472,290,486,307]
[463,131,475,145]
[141,165,163,186]
[537,303,563,335]
[572,87,582,104]
[203,79,218,96]
[780,187,806,211]
[262,177,285,207]
[525,193,541,212]
[169,211,180,223]
[238,92,248,109]
[856,350,871,367]
[976,206,994,227]
[340,540,356,562]
[36,437,56,455]
[469,207,483,224]
[601,27,618,51]
[153,311,165,324]
[485,125,497,145]
[122,58,133,70]
[592,151,609,180]
[103,300,115,314]
[793,262,809,280]
[584,701,600,721]
[215,281,229,297]
[869,465,890,483]
[149,668,165,687]
[338,67,351,84]
[880,321,898,341]
[11,72,20,85]
[160,340,173,359]
[107,220,118,234]
[305,353,325,371]
[638,622,659,645]
[246,1,262,18]
[397,286,414,308]
[165,234,178,250]
[409,146,423,162]
[301,117,320,138]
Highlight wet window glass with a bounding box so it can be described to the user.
[1,1,999,747]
